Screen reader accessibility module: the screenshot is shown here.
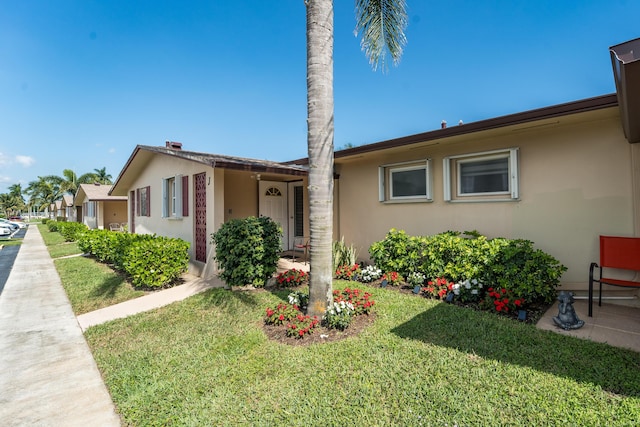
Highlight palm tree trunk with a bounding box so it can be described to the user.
[306,0,334,317]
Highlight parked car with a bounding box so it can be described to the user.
[0,225,12,237]
[0,218,20,231]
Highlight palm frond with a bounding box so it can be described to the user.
[355,0,408,71]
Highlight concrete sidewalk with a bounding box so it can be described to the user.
[77,275,226,331]
[0,226,121,426]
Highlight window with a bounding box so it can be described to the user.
[136,186,150,217]
[162,175,189,218]
[443,148,519,201]
[378,159,432,202]
[84,201,96,217]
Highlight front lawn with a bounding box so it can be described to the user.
[85,281,640,426]
[54,255,148,314]
[39,223,149,313]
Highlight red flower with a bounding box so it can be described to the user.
[278,314,284,321]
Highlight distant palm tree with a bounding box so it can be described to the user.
[92,167,113,185]
[305,0,407,316]
[5,183,26,215]
[25,176,63,213]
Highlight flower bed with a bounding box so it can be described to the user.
[264,287,376,341]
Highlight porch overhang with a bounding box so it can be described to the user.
[610,38,640,144]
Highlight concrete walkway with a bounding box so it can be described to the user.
[77,275,226,331]
[537,298,640,353]
[0,226,121,426]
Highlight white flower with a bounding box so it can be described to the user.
[471,289,478,295]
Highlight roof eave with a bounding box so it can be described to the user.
[287,94,618,165]
[610,38,640,143]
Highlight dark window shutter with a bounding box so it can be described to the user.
[146,186,151,216]
[182,175,189,217]
[136,189,140,216]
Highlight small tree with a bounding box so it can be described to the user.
[211,216,282,287]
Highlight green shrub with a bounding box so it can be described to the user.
[41,218,49,224]
[369,230,566,305]
[211,216,282,287]
[369,229,424,277]
[483,239,567,304]
[78,229,189,288]
[57,222,88,242]
[332,236,358,272]
[122,236,190,288]
[46,220,59,232]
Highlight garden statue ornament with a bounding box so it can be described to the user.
[553,291,585,330]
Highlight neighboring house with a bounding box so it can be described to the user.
[60,194,75,222]
[109,141,310,277]
[50,200,63,219]
[74,183,127,230]
[110,38,640,304]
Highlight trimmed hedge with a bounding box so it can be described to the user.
[369,229,567,304]
[77,230,190,288]
[57,222,88,242]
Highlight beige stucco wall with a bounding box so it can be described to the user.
[336,108,636,293]
[224,171,258,221]
[101,200,127,229]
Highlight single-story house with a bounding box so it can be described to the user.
[110,38,640,304]
[50,200,63,219]
[74,183,128,230]
[60,194,75,222]
[109,141,311,277]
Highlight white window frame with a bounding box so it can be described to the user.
[162,175,183,218]
[378,159,432,203]
[443,148,519,202]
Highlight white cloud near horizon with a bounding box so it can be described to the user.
[15,155,35,167]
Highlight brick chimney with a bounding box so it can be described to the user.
[165,141,182,150]
[441,120,447,129]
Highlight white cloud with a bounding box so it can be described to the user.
[15,155,35,167]
[108,147,116,153]
[0,152,7,165]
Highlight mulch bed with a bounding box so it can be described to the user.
[262,312,376,346]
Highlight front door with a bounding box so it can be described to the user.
[259,181,288,250]
[194,172,207,263]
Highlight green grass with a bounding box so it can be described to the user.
[38,223,66,246]
[0,239,22,247]
[55,256,148,314]
[39,223,149,313]
[85,282,640,426]
[48,241,82,258]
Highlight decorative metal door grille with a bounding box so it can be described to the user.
[194,172,207,262]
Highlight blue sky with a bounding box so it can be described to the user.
[1,0,639,194]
